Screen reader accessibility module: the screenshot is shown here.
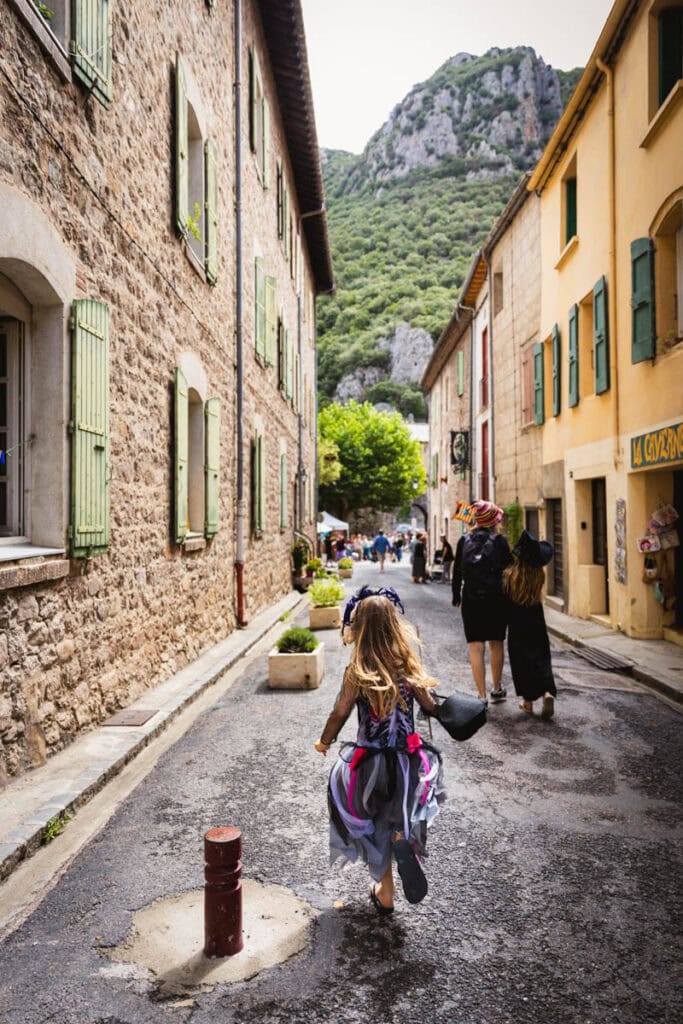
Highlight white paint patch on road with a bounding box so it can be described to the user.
[107,878,318,995]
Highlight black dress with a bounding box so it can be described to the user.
[506,600,557,701]
[452,530,511,642]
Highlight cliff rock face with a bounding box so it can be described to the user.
[333,323,434,403]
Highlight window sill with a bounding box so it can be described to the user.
[0,553,69,591]
[184,240,207,282]
[555,235,579,270]
[182,534,206,553]
[7,0,72,82]
[0,542,65,563]
[641,82,683,148]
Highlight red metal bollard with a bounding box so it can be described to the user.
[204,826,244,957]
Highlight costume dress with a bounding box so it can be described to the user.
[320,673,445,882]
[506,600,557,701]
[411,541,427,581]
[452,529,511,642]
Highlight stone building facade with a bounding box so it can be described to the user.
[0,0,332,782]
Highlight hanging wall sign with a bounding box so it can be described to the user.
[631,421,683,469]
[450,430,469,472]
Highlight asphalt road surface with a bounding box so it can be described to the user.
[1,560,681,1024]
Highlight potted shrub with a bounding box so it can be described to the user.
[305,557,323,578]
[268,627,324,689]
[308,577,346,630]
[338,557,354,579]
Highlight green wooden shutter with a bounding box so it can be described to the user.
[175,54,189,237]
[262,98,270,189]
[659,9,683,106]
[255,432,265,532]
[457,350,464,396]
[285,328,293,399]
[204,139,218,284]
[277,317,286,390]
[593,275,610,393]
[72,0,112,108]
[276,162,284,239]
[70,300,110,557]
[631,238,656,364]
[551,323,561,416]
[265,276,276,366]
[568,304,579,407]
[533,342,545,425]
[204,397,219,538]
[174,368,189,544]
[248,49,257,152]
[565,178,577,243]
[206,0,216,10]
[254,258,266,362]
[280,452,287,528]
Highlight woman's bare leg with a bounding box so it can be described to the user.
[468,641,487,699]
[374,862,395,908]
[489,640,504,691]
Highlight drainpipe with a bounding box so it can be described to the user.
[596,57,620,469]
[296,207,325,536]
[234,0,247,627]
[459,303,476,502]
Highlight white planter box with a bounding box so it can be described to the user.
[309,605,342,630]
[268,643,325,689]
[339,568,353,579]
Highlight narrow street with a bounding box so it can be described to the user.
[0,561,680,1024]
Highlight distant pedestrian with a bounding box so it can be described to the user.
[314,587,444,912]
[411,532,429,583]
[372,530,391,572]
[394,534,405,562]
[503,530,557,719]
[324,533,333,562]
[335,535,346,560]
[452,501,511,702]
[439,535,454,583]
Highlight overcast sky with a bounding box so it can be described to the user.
[300,0,615,153]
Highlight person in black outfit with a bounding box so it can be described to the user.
[502,530,557,719]
[440,535,454,584]
[452,501,511,702]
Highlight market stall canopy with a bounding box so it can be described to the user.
[317,511,349,534]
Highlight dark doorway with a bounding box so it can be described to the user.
[674,470,683,628]
[525,507,539,538]
[546,498,564,599]
[480,420,489,500]
[592,477,609,613]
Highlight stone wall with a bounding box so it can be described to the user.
[0,0,320,782]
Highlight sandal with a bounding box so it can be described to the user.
[541,694,555,720]
[392,838,428,905]
[519,700,533,714]
[370,884,394,915]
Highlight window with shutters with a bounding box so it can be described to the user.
[561,155,578,249]
[652,196,683,353]
[551,324,561,417]
[493,269,504,316]
[174,359,220,545]
[175,55,218,282]
[249,48,270,188]
[13,0,70,54]
[568,305,579,407]
[254,257,266,364]
[277,313,286,393]
[0,320,25,539]
[650,3,683,114]
[71,0,112,107]
[578,291,595,397]
[252,420,266,535]
[521,343,534,426]
[279,446,288,530]
[533,341,545,426]
[457,349,465,397]
[593,276,610,393]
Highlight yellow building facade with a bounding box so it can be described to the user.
[529,0,683,639]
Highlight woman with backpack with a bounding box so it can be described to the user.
[452,501,511,703]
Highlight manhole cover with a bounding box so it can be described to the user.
[572,648,634,673]
[103,709,158,727]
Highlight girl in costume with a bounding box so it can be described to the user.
[315,586,445,913]
[502,530,557,719]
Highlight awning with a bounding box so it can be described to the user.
[317,511,349,534]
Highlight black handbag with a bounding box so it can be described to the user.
[432,691,487,741]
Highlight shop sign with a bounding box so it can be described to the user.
[631,421,683,469]
[450,430,469,471]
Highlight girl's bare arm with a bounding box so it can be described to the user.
[317,671,356,750]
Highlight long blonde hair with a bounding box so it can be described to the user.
[344,595,437,718]
[503,559,545,606]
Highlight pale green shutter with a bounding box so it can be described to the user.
[255,258,266,361]
[568,304,579,407]
[204,398,219,538]
[265,276,276,366]
[593,276,610,394]
[280,452,287,528]
[204,139,218,284]
[285,328,293,399]
[277,317,286,390]
[631,238,656,363]
[533,342,545,425]
[175,54,189,237]
[262,98,270,189]
[551,323,561,416]
[174,368,189,543]
[457,350,464,396]
[70,300,110,558]
[72,0,112,108]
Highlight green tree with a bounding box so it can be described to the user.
[318,402,426,518]
[318,437,342,487]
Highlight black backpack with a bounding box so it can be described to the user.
[461,530,503,598]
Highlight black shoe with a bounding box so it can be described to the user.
[392,838,428,904]
[489,688,507,702]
